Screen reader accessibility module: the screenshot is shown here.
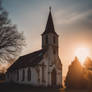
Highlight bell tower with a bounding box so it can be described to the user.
[42,7,59,55]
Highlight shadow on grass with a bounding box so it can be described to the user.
[62,88,92,92]
[0,83,62,92]
[0,83,91,92]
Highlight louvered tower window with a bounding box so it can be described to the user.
[46,35,48,44]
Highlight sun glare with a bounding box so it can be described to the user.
[75,48,90,65]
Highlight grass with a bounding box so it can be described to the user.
[0,83,92,92]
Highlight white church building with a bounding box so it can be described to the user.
[6,8,63,87]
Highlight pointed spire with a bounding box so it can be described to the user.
[49,6,51,12]
[42,7,58,35]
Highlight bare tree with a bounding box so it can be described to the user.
[0,1,25,66]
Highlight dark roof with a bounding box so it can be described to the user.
[8,49,46,71]
[42,9,58,36]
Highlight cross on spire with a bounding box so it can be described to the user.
[49,6,52,12]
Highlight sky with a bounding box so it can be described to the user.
[2,0,92,76]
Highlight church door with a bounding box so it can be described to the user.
[51,68,57,87]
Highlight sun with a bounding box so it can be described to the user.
[75,48,90,65]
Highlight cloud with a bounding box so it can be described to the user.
[55,9,92,24]
[54,8,92,34]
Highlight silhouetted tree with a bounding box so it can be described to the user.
[84,57,92,89]
[0,1,25,66]
[65,57,86,89]
[84,57,92,70]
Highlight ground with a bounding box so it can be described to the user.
[0,83,92,92]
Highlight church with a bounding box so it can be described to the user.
[6,8,62,87]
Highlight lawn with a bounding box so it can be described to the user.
[0,83,91,92]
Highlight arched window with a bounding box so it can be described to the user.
[53,36,56,44]
[27,67,31,81]
[42,63,45,82]
[17,70,19,81]
[45,35,48,44]
[22,69,25,81]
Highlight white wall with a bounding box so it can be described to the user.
[6,54,62,87]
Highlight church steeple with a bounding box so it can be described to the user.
[42,7,59,55]
[42,7,58,36]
